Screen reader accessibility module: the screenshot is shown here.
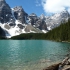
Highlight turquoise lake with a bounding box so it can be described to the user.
[0,40,70,70]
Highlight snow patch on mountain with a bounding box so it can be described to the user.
[45,10,70,30]
[0,0,70,38]
[42,30,47,33]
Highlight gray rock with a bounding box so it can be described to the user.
[28,13,47,30]
[4,24,10,30]
[0,0,12,23]
[35,18,47,30]
[45,10,70,30]
[28,13,38,25]
[0,26,5,36]
[8,17,16,26]
[43,63,60,70]
[17,24,25,29]
[25,24,43,33]
[13,6,28,24]
[58,57,70,70]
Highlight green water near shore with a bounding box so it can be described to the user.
[0,40,70,70]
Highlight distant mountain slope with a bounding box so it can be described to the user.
[45,10,70,30]
[11,33,46,40]
[11,20,70,41]
[46,19,70,42]
[25,25,43,33]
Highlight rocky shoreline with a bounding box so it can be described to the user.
[43,57,70,70]
[43,63,60,70]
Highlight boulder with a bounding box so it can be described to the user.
[4,24,10,30]
[43,57,70,70]
[58,57,70,70]
[43,63,60,70]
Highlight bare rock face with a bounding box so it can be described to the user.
[17,24,25,29]
[35,19,47,30]
[0,0,12,23]
[28,13,47,30]
[28,13,38,25]
[0,0,28,25]
[13,6,28,24]
[45,10,70,30]
[25,24,43,33]
[0,27,5,36]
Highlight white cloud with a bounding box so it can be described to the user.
[41,0,70,14]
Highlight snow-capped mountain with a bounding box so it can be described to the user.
[0,0,43,38]
[45,10,70,30]
[0,0,70,38]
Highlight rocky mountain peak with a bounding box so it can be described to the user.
[0,0,9,8]
[45,10,70,30]
[40,14,46,20]
[0,0,5,2]
[60,9,69,17]
[13,6,23,12]
[29,13,37,17]
[61,9,69,13]
[0,0,12,23]
[0,0,5,1]
[13,6,28,24]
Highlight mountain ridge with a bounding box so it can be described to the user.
[0,0,70,38]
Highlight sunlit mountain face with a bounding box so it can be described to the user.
[0,0,70,38]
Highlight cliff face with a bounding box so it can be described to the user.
[0,0,70,38]
[0,0,13,23]
[13,6,28,24]
[0,27,5,36]
[0,0,28,24]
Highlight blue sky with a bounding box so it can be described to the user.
[6,0,45,16]
[6,0,70,16]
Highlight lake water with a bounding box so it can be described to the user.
[0,40,70,70]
